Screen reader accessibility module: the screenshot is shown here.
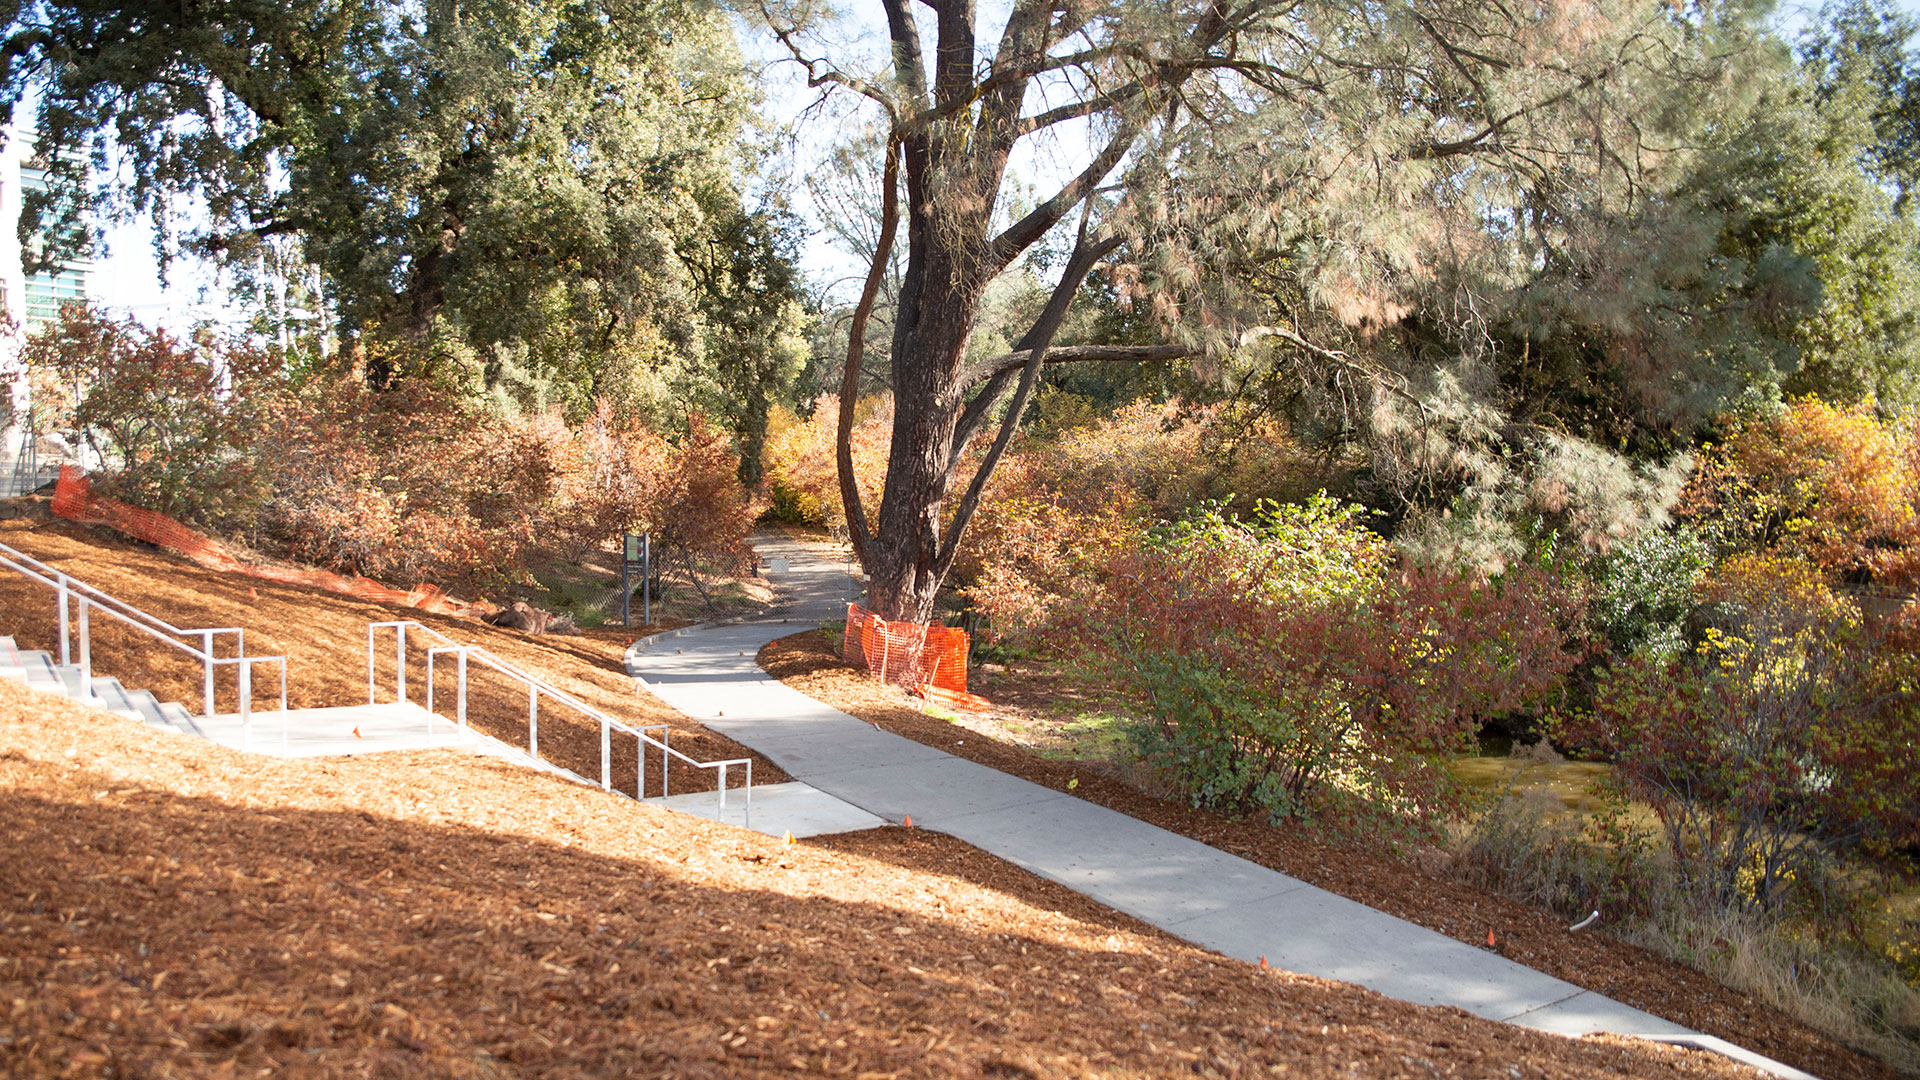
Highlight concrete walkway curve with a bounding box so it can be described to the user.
[629,532,1815,1080]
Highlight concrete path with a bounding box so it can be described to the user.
[632,533,1809,1078]
[656,780,886,837]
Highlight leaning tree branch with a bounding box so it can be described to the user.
[836,133,902,568]
[950,367,1018,457]
[1012,83,1148,137]
[986,118,1141,271]
[936,223,1124,576]
[957,342,1191,395]
[879,0,932,112]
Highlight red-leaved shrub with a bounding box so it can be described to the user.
[21,306,757,599]
[1064,498,1581,838]
[20,305,283,525]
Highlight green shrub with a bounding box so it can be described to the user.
[1072,496,1582,838]
[1589,525,1710,659]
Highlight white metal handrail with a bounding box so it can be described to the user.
[368,620,752,825]
[0,539,289,748]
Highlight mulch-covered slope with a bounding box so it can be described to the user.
[0,517,781,795]
[761,629,1897,1080]
[0,680,1768,1079]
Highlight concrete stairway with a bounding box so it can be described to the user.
[0,635,204,737]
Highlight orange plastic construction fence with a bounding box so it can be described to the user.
[52,466,494,618]
[843,602,991,711]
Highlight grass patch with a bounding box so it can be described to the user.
[1031,711,1134,763]
[1446,789,1920,1075]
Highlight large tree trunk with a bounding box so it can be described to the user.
[825,0,1211,625]
[864,256,983,620]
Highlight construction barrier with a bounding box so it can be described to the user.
[843,602,991,711]
[51,466,494,618]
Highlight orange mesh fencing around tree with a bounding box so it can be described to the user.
[843,602,990,711]
[52,467,495,618]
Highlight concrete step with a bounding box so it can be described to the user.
[0,638,210,738]
[156,701,203,736]
[54,663,93,701]
[0,635,23,685]
[89,676,135,717]
[13,650,63,695]
[122,686,173,729]
[86,677,181,733]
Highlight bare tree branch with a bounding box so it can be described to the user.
[837,133,902,566]
[760,6,900,120]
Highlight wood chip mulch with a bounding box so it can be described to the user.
[760,629,1898,1080]
[0,678,1773,1079]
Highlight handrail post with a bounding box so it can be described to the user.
[395,624,407,704]
[426,650,436,718]
[77,598,91,698]
[240,659,253,752]
[745,761,752,830]
[56,575,70,664]
[600,718,611,791]
[663,729,669,798]
[718,762,727,809]
[202,630,215,717]
[456,647,468,731]
[637,733,646,799]
[367,624,376,706]
[527,683,537,747]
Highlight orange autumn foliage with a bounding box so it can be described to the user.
[761,396,890,531]
[1684,398,1920,592]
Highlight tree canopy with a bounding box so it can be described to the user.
[3,0,806,430]
[9,0,1920,619]
[757,0,1800,618]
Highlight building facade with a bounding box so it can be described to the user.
[1,120,93,495]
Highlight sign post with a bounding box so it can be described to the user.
[621,533,652,627]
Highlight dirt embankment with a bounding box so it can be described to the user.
[761,628,1901,1080]
[0,678,1770,1079]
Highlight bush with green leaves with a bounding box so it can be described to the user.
[1069,496,1581,838]
[1589,524,1712,660]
